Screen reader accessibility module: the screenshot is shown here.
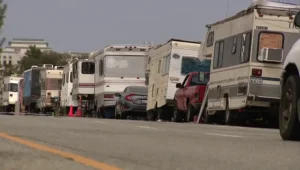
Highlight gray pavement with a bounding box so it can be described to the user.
[0,115,299,170]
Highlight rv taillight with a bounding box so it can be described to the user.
[259,14,263,17]
[104,94,114,98]
[252,68,262,77]
[125,94,135,101]
[137,77,140,79]
[289,16,294,20]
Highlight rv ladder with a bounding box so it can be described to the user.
[196,82,210,123]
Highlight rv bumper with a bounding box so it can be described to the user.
[103,100,117,107]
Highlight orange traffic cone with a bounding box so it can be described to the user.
[68,105,74,117]
[76,106,82,117]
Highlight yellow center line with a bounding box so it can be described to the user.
[0,132,121,170]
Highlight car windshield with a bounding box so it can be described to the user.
[181,56,211,75]
[130,86,147,94]
[190,73,210,86]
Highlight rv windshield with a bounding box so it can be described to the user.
[105,56,146,77]
[181,56,211,75]
[9,83,18,92]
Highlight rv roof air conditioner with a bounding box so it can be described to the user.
[31,65,38,68]
[54,66,64,70]
[258,47,283,63]
[43,64,54,70]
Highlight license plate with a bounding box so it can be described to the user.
[141,100,147,104]
[250,77,263,84]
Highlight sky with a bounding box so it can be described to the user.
[1,0,267,53]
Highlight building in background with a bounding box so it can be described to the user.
[6,38,52,56]
[0,48,22,66]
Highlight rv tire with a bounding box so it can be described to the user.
[204,111,214,124]
[279,75,300,141]
[147,110,156,121]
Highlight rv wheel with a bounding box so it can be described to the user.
[225,99,235,125]
[279,75,300,141]
[147,110,156,121]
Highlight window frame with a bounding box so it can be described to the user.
[162,54,171,75]
[206,32,214,47]
[158,59,161,74]
[240,32,252,63]
[213,40,224,69]
[81,61,95,74]
[232,36,237,54]
[256,31,284,62]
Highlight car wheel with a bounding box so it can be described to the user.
[173,104,183,122]
[279,75,300,141]
[186,104,196,122]
[114,105,120,119]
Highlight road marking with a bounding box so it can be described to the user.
[0,132,121,170]
[204,132,243,138]
[94,121,108,124]
[138,126,158,130]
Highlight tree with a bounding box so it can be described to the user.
[18,46,72,73]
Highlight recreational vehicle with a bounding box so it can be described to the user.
[93,44,149,118]
[60,62,78,114]
[36,65,64,114]
[146,39,211,121]
[23,66,45,113]
[198,1,300,126]
[2,76,23,112]
[72,59,95,116]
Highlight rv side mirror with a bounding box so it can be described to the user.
[294,11,300,28]
[115,93,121,97]
[176,83,182,88]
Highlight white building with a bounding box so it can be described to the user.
[0,48,22,66]
[6,38,52,56]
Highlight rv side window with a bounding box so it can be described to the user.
[240,32,252,63]
[257,32,283,57]
[218,41,224,67]
[213,42,219,68]
[232,36,237,54]
[158,60,161,74]
[99,60,104,76]
[206,32,214,47]
[70,72,73,83]
[81,62,95,74]
[162,54,171,75]
[66,72,69,83]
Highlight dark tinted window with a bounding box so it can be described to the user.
[190,73,210,86]
[81,62,95,74]
[9,83,18,92]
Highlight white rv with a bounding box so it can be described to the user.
[72,59,95,116]
[36,65,64,114]
[92,44,149,118]
[60,62,78,114]
[198,1,300,126]
[2,76,23,112]
[146,39,210,121]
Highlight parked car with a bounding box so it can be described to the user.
[173,72,210,122]
[114,86,148,119]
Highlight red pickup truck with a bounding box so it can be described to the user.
[173,72,210,122]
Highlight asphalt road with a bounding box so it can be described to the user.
[0,116,299,170]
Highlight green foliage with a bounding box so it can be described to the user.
[18,46,72,73]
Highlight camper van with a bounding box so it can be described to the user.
[93,44,149,118]
[2,76,23,112]
[146,39,210,121]
[23,66,45,113]
[60,62,78,115]
[36,65,63,114]
[72,59,95,116]
[198,1,300,126]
